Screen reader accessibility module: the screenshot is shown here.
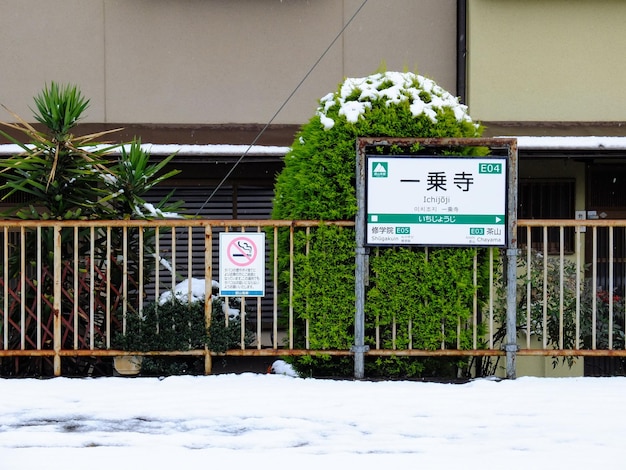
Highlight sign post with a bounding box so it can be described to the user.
[219,232,265,297]
[355,137,518,380]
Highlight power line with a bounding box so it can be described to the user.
[195,0,370,215]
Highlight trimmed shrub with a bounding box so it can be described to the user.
[114,296,250,376]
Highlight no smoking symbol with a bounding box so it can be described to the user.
[227,237,258,266]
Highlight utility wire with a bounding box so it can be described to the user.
[195,0,370,215]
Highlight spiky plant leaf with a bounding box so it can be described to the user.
[31,82,89,139]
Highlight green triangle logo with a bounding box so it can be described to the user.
[372,162,388,178]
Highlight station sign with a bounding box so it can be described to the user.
[366,155,507,247]
[219,232,265,296]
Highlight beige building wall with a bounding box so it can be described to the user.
[467,0,626,122]
[0,0,457,127]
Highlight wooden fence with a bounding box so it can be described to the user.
[1,218,625,377]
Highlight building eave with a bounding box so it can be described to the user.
[0,143,291,158]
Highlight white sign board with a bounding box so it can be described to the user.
[219,232,265,296]
[366,155,507,247]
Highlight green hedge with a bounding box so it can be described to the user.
[272,71,489,378]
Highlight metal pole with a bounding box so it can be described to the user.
[505,141,519,379]
[505,249,518,379]
[353,141,369,379]
[456,0,467,103]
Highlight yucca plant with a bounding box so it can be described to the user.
[32,81,89,140]
[0,83,182,376]
[106,139,182,218]
[0,82,123,219]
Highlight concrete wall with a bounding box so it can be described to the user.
[0,0,457,126]
[467,0,626,122]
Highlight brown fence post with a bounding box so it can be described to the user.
[53,224,62,376]
[204,224,213,375]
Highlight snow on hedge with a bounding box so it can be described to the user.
[316,71,476,130]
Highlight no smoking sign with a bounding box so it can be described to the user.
[227,236,258,266]
[219,232,265,296]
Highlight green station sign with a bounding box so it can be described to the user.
[366,156,507,247]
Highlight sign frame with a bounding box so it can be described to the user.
[353,137,519,380]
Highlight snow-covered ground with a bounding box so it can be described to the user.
[1,371,624,469]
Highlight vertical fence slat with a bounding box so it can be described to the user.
[575,225,582,350]
[171,227,176,292]
[122,226,128,335]
[223,227,230,326]
[204,225,213,374]
[89,227,95,350]
[542,225,548,350]
[489,247,494,350]
[256,226,262,350]
[3,227,8,350]
[472,251,478,350]
[526,227,532,348]
[289,224,294,350]
[592,226,598,350]
[154,227,160,305]
[240,297,246,350]
[106,226,111,349]
[20,227,25,350]
[608,226,614,350]
[305,227,310,350]
[239,226,245,349]
[73,227,79,349]
[53,225,62,376]
[139,228,144,316]
[36,227,42,350]
[375,247,381,350]
[559,226,564,350]
[273,226,278,349]
[185,227,193,303]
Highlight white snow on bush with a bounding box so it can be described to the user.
[134,202,183,219]
[316,71,476,130]
[159,278,218,305]
[269,359,300,377]
[159,277,240,318]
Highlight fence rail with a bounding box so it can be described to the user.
[1,218,625,377]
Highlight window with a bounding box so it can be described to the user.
[518,179,575,253]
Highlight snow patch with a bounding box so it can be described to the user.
[158,277,240,319]
[317,71,475,130]
[269,359,299,377]
[134,202,183,219]
[159,278,218,305]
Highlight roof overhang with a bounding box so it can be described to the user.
[2,137,626,159]
[0,143,290,157]
[509,136,626,151]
